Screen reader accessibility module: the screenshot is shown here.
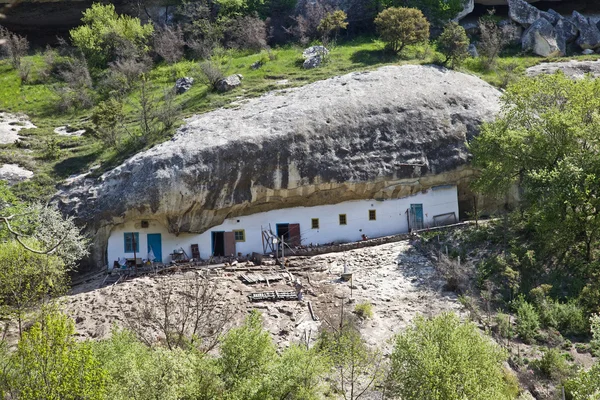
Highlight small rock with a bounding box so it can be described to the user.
[303,56,323,69]
[175,77,194,94]
[583,49,595,55]
[521,18,563,57]
[302,46,329,59]
[251,61,263,70]
[75,316,85,324]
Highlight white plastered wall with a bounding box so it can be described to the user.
[106,185,458,265]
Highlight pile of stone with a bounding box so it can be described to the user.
[507,0,600,57]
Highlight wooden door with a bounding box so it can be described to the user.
[289,224,301,247]
[224,232,236,256]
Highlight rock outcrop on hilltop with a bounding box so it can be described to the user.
[56,65,502,268]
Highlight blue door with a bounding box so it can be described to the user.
[147,234,162,263]
[410,204,424,230]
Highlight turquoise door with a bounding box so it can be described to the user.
[410,204,424,230]
[147,234,162,263]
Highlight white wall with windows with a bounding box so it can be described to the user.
[106,185,458,266]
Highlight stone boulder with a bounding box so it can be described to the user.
[303,56,323,69]
[468,43,479,58]
[216,74,243,92]
[454,0,474,21]
[56,65,502,269]
[302,46,329,69]
[522,18,563,57]
[175,77,194,94]
[508,0,550,28]
[553,12,578,44]
[571,11,600,50]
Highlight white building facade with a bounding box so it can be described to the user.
[107,184,459,265]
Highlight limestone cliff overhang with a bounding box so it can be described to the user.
[56,65,502,268]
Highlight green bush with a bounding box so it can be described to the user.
[437,21,469,69]
[374,7,430,54]
[515,298,540,343]
[495,313,513,339]
[531,348,574,382]
[354,302,374,319]
[388,312,510,399]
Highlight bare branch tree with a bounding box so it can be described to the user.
[124,273,233,352]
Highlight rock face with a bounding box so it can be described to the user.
[56,65,502,268]
[522,18,563,56]
[508,0,551,27]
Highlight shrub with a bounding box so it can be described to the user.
[69,3,154,68]
[0,26,29,69]
[477,11,509,70]
[515,298,540,343]
[153,25,185,65]
[198,59,226,91]
[375,7,430,54]
[354,302,374,319]
[495,312,513,339]
[318,10,348,47]
[531,348,574,382]
[437,21,469,69]
[91,99,126,147]
[388,313,510,399]
[405,0,464,25]
[223,15,267,52]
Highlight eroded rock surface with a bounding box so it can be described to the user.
[56,65,502,268]
[526,59,600,78]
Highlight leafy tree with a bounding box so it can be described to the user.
[93,328,221,400]
[318,10,349,48]
[378,0,464,25]
[387,312,511,400]
[70,3,154,68]
[219,310,277,398]
[0,240,67,336]
[92,98,127,147]
[1,312,106,399]
[515,298,540,343]
[374,7,430,54]
[469,74,600,271]
[437,21,469,68]
[567,314,600,398]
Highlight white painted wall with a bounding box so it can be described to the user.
[106,185,459,266]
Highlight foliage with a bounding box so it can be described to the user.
[93,327,220,400]
[387,312,511,400]
[198,59,227,90]
[153,25,186,65]
[477,12,510,70]
[377,0,463,25]
[91,98,126,147]
[531,348,575,383]
[219,310,277,397]
[470,74,600,280]
[514,298,540,343]
[317,319,383,400]
[69,3,154,68]
[566,315,600,398]
[0,312,106,399]
[437,21,469,68]
[318,10,349,47]
[354,302,374,319]
[375,7,430,54]
[530,287,588,336]
[0,26,29,69]
[496,312,513,339]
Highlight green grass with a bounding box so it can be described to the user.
[0,37,599,201]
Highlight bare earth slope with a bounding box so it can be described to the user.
[57,65,502,268]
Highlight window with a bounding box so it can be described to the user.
[124,232,139,253]
[369,210,377,221]
[311,218,320,229]
[339,214,347,225]
[234,229,245,242]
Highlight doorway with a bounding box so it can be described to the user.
[147,233,162,263]
[212,231,225,256]
[276,223,290,241]
[409,204,424,230]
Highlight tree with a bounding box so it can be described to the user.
[318,10,348,48]
[1,312,106,399]
[477,11,509,70]
[378,0,465,26]
[0,26,29,69]
[70,3,154,68]
[387,313,511,399]
[437,21,469,68]
[219,310,277,398]
[317,319,383,400]
[153,25,185,65]
[374,7,430,54]
[92,98,127,147]
[469,74,600,269]
[565,314,600,398]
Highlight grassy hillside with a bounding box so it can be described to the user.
[0,36,598,201]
